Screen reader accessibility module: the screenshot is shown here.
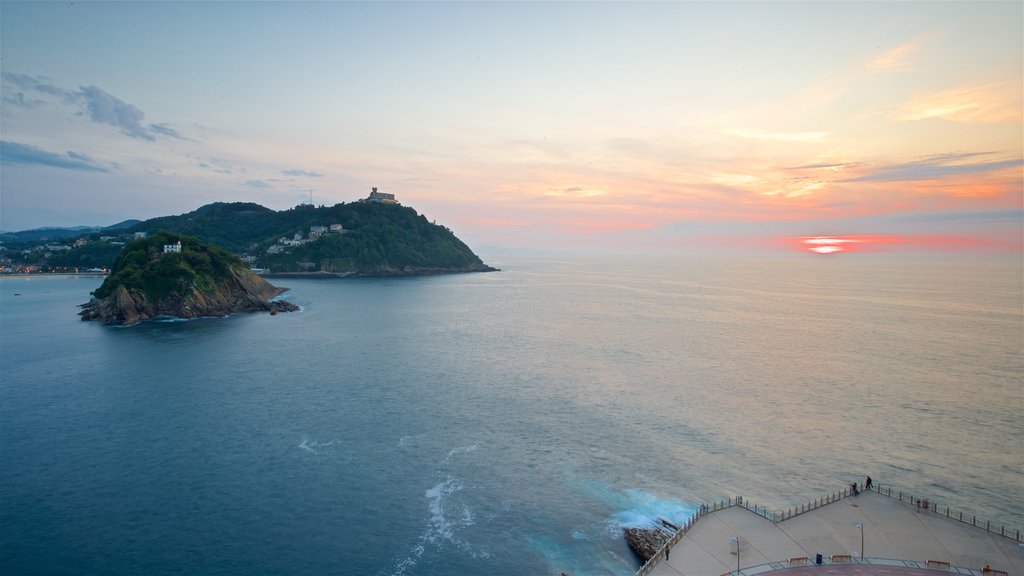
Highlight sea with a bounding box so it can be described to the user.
[1,254,1021,576]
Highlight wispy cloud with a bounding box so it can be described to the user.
[282,169,323,177]
[1,140,110,172]
[786,162,859,171]
[724,128,829,143]
[1,72,184,140]
[866,42,918,72]
[244,179,273,188]
[842,152,1022,182]
[149,123,185,139]
[2,72,72,100]
[893,82,1021,123]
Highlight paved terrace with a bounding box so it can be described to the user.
[639,486,1023,576]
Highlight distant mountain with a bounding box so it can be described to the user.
[1,220,141,242]
[0,226,98,243]
[103,219,142,230]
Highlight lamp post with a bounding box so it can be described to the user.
[855,523,863,559]
[731,535,740,574]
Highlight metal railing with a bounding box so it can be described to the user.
[634,482,1022,576]
[872,484,1022,542]
[719,556,998,576]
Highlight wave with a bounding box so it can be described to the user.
[297,436,337,455]
[577,480,694,536]
[398,434,424,448]
[610,488,694,533]
[441,443,478,465]
[386,474,490,576]
[152,315,190,323]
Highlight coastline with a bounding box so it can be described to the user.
[262,265,499,279]
[2,273,108,278]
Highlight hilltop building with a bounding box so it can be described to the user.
[163,240,182,253]
[363,187,397,204]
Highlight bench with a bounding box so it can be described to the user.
[788,557,809,565]
[926,560,950,569]
[830,554,852,563]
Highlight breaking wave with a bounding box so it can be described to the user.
[297,436,337,455]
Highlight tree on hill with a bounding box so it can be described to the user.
[93,231,243,301]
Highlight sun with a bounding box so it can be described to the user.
[801,237,861,254]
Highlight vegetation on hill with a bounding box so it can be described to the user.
[129,201,493,275]
[5,199,494,277]
[93,232,242,301]
[255,202,487,273]
[46,242,124,270]
[132,202,281,252]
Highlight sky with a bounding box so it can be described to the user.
[1,1,1021,254]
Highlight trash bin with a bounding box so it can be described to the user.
[816,554,822,565]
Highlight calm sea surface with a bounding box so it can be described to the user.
[2,255,1021,576]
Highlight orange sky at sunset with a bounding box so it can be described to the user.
[2,2,1021,255]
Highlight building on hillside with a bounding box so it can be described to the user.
[163,240,182,253]
[309,225,328,240]
[75,238,88,247]
[363,187,397,204]
[329,223,344,232]
[134,232,147,239]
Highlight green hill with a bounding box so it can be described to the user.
[81,231,297,325]
[128,201,496,275]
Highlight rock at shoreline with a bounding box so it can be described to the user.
[624,520,677,563]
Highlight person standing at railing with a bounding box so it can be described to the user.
[865,476,873,490]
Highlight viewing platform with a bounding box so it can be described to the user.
[637,485,1022,576]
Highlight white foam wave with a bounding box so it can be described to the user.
[387,475,490,576]
[297,436,337,455]
[398,434,424,448]
[441,443,478,465]
[606,488,694,537]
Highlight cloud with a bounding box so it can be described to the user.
[282,169,324,177]
[842,153,1023,182]
[3,91,46,109]
[75,85,155,140]
[2,72,184,140]
[893,82,1021,123]
[244,179,272,188]
[724,128,829,143]
[1,140,110,172]
[786,162,859,171]
[1,72,73,100]
[149,123,184,139]
[866,42,917,72]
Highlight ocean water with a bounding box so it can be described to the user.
[1,254,1021,576]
